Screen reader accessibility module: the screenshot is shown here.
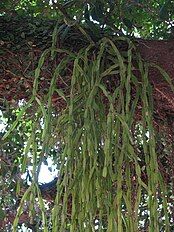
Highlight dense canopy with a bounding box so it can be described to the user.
[0,1,174,231]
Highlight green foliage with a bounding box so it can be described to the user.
[0,0,174,231]
[1,35,173,230]
[1,0,174,39]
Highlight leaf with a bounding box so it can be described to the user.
[2,97,34,140]
[63,0,75,8]
[21,32,25,38]
[91,1,104,23]
[123,18,133,29]
[159,4,169,20]
[84,4,90,21]
[85,20,101,39]
[60,25,70,43]
[0,207,5,220]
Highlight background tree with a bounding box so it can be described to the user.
[0,0,174,231]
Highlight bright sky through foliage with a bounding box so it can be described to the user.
[0,111,7,132]
[38,158,57,183]
[0,110,56,184]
